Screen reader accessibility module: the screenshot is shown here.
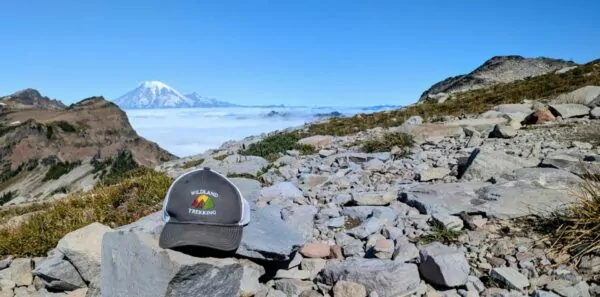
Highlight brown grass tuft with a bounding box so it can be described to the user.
[540,164,600,264]
[359,132,415,153]
[0,167,172,257]
[180,158,205,169]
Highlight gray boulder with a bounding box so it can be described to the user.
[57,222,112,284]
[492,104,532,114]
[351,191,396,206]
[204,155,269,177]
[9,258,33,287]
[260,182,303,202]
[32,249,86,291]
[281,205,318,241]
[420,167,451,182]
[591,107,600,119]
[340,206,398,223]
[500,168,582,189]
[230,178,262,206]
[548,104,591,118]
[319,259,420,297]
[541,152,600,176]
[458,150,539,181]
[236,205,306,261]
[346,216,384,239]
[552,86,600,106]
[490,267,530,291]
[418,242,469,287]
[489,124,517,138]
[101,230,244,297]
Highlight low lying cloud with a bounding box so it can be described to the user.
[124,107,364,158]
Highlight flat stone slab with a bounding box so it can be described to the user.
[236,205,306,261]
[400,171,578,219]
[548,104,590,119]
[101,229,244,297]
[319,259,420,297]
[391,124,464,142]
[459,150,540,182]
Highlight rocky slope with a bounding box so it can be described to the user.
[1,89,67,110]
[0,90,177,206]
[4,86,600,296]
[419,56,578,103]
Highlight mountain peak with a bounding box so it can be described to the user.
[138,81,175,91]
[113,81,235,109]
[1,88,67,110]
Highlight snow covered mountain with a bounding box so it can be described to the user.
[112,81,235,109]
[185,92,237,107]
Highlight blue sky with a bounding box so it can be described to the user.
[0,0,598,107]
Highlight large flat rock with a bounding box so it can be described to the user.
[548,104,591,119]
[492,104,533,114]
[56,222,112,284]
[235,205,306,261]
[117,206,305,263]
[319,259,420,297]
[541,152,600,176]
[391,124,464,142]
[459,150,540,182]
[101,229,244,297]
[444,118,508,134]
[400,182,488,216]
[230,178,262,206]
[401,168,580,219]
[552,86,600,106]
[202,155,269,177]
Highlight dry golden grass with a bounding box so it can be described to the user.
[180,158,205,169]
[0,167,172,257]
[358,132,415,153]
[539,164,600,264]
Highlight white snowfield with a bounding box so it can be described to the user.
[113,80,234,109]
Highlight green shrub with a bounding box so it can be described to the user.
[50,186,69,195]
[42,161,82,182]
[240,132,303,161]
[46,126,54,140]
[296,144,316,155]
[97,150,140,186]
[359,132,414,153]
[0,191,17,206]
[53,121,77,133]
[419,219,465,245]
[0,124,18,138]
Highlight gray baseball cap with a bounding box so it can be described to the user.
[159,167,251,251]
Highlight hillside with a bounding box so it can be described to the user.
[1,88,67,110]
[0,90,177,206]
[419,55,577,103]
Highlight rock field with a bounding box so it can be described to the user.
[2,100,600,297]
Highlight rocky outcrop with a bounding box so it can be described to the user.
[419,55,577,102]
[0,90,177,205]
[0,89,67,110]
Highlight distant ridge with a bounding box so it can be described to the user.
[419,55,578,102]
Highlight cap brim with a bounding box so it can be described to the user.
[159,222,243,251]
